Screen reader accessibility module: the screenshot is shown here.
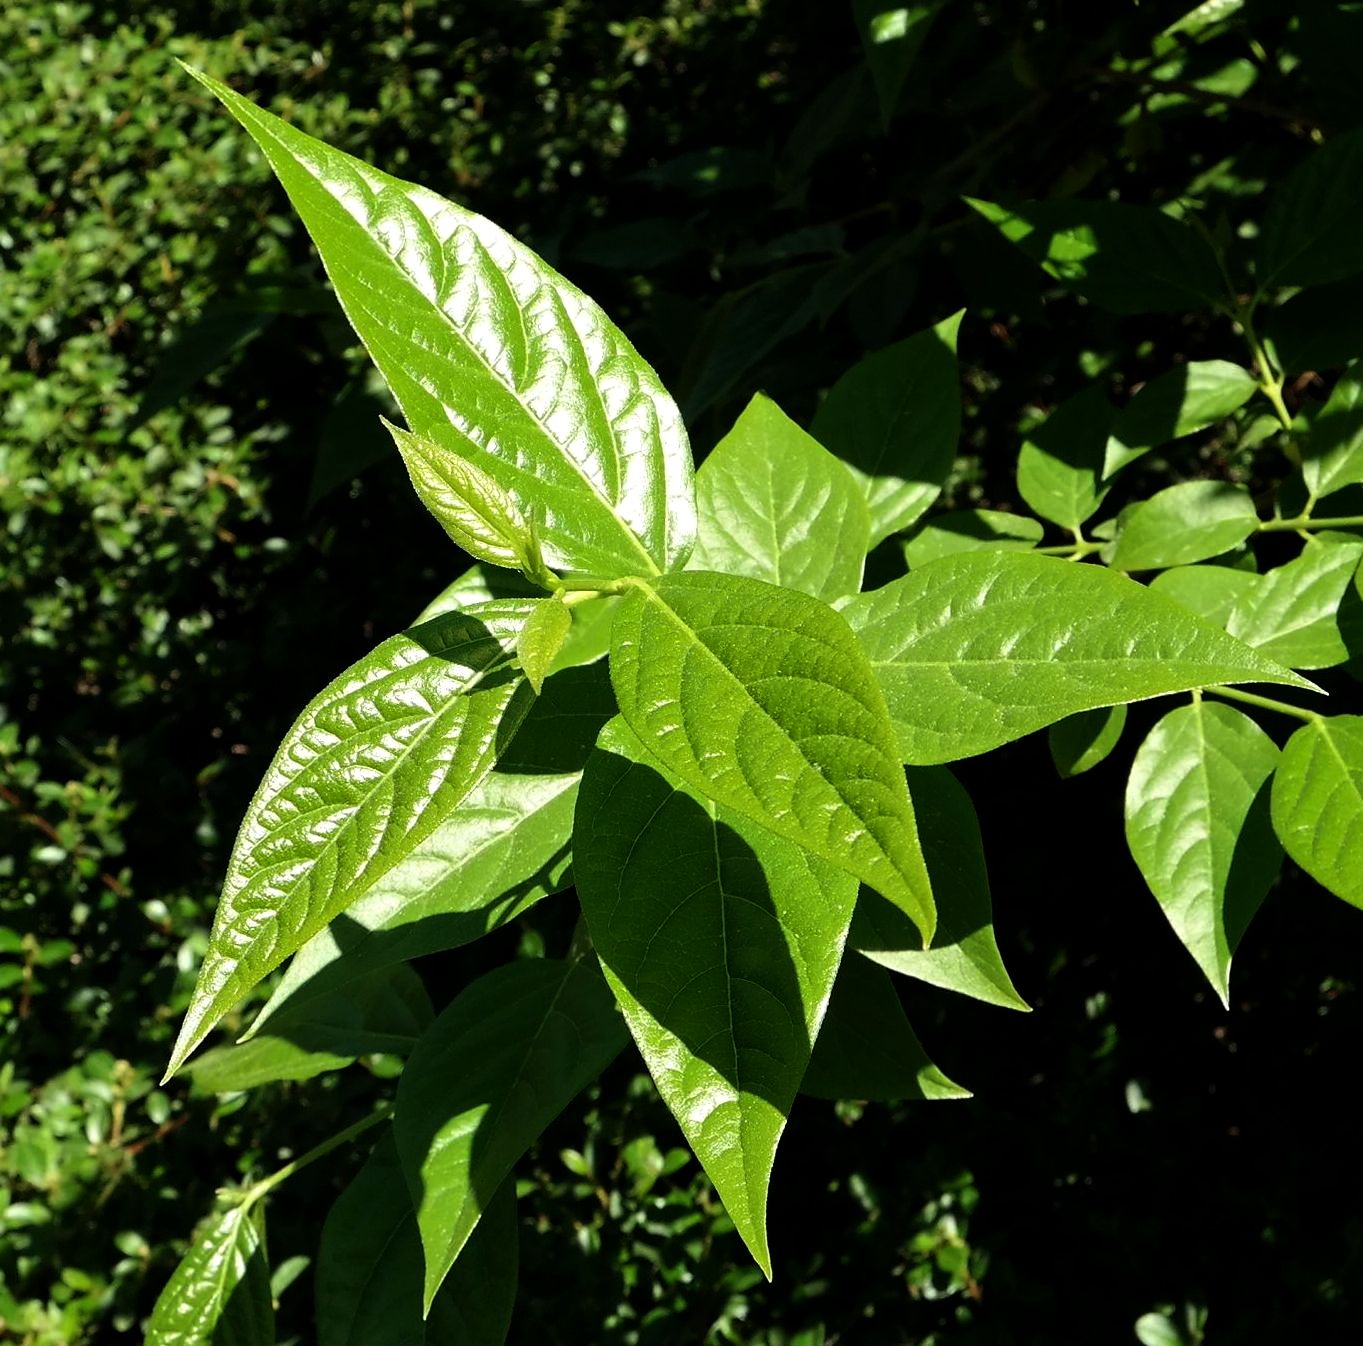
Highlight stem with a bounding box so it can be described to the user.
[1035,541,1103,558]
[1258,514,1363,533]
[242,1104,393,1205]
[1202,685,1320,724]
[1235,304,1294,434]
[550,574,635,595]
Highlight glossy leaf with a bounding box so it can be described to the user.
[186,66,696,578]
[854,0,944,125]
[1149,564,1261,627]
[395,955,626,1309]
[843,551,1314,764]
[811,311,963,546]
[1302,364,1363,501]
[145,1204,272,1346]
[1109,481,1259,571]
[1125,702,1282,1003]
[165,602,535,1080]
[801,952,968,1102]
[691,393,871,598]
[903,509,1043,568]
[317,1134,517,1346]
[1049,705,1128,779]
[1271,715,1363,908]
[609,571,935,942]
[517,596,573,693]
[1016,385,1115,529]
[850,766,1027,1010]
[575,718,858,1273]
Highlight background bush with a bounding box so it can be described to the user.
[3,1,1361,1341]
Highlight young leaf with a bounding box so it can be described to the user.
[1301,364,1363,501]
[317,1134,517,1346]
[1016,385,1116,529]
[966,197,1228,313]
[609,571,935,943]
[574,717,859,1274]
[853,0,944,125]
[811,312,963,546]
[801,952,969,1102]
[1109,481,1259,571]
[1125,702,1282,1005]
[1271,715,1363,909]
[1149,564,1262,627]
[164,602,535,1080]
[851,766,1027,1011]
[184,65,696,578]
[145,1203,272,1346]
[1049,705,1128,779]
[690,393,871,599]
[903,509,1044,568]
[843,552,1315,764]
[394,955,626,1310]
[516,595,573,693]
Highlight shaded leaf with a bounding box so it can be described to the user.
[1265,276,1363,375]
[1257,127,1363,288]
[854,1,944,125]
[1302,363,1363,501]
[903,510,1044,568]
[1016,385,1115,529]
[1049,705,1128,779]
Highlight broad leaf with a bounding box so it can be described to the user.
[1109,481,1259,571]
[811,312,963,546]
[609,571,935,942]
[165,602,535,1080]
[145,1203,272,1346]
[317,1134,517,1346]
[395,955,626,1309]
[851,766,1027,1010]
[1265,276,1363,374]
[575,718,858,1273]
[903,509,1044,568]
[1257,127,1363,288]
[1149,564,1261,627]
[967,197,1227,314]
[853,0,944,125]
[517,596,573,693]
[691,393,871,598]
[1125,702,1281,1004]
[1016,385,1115,529]
[801,952,968,1102]
[843,552,1315,764]
[1302,364,1363,501]
[1049,705,1128,779]
[1271,715,1363,909]
[186,66,696,578]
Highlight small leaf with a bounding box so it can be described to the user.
[811,312,963,546]
[609,571,935,942]
[1271,715,1363,908]
[1149,565,1262,627]
[1109,481,1259,571]
[903,509,1044,567]
[1016,386,1115,529]
[395,955,626,1310]
[1134,1313,1185,1346]
[1049,705,1128,779]
[575,718,858,1274]
[1125,702,1281,1004]
[843,552,1315,764]
[516,596,573,693]
[1302,363,1363,501]
[691,393,871,598]
[853,1,945,125]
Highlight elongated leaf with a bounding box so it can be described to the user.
[575,718,857,1273]
[691,394,871,599]
[165,602,535,1080]
[1226,537,1363,669]
[1109,481,1259,571]
[903,509,1043,567]
[1049,705,1127,779]
[609,571,935,941]
[843,552,1314,764]
[517,596,573,693]
[186,66,695,578]
[811,312,963,546]
[851,766,1027,1010]
[854,0,944,125]
[1125,702,1281,1003]
[1257,127,1363,288]
[801,952,968,1101]
[1149,564,1261,627]
[1271,715,1363,908]
[146,1204,272,1346]
[395,955,626,1309]
[1016,386,1115,529]
[318,1134,517,1346]
[1302,364,1363,501]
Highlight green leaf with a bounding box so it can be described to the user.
[801,952,968,1102]
[853,1,944,125]
[1125,702,1282,1004]
[317,1134,517,1346]
[395,955,626,1310]
[850,766,1027,1011]
[516,595,573,693]
[184,65,695,579]
[1016,385,1115,529]
[1264,276,1363,374]
[1271,715,1363,908]
[690,393,871,598]
[902,510,1044,568]
[574,718,858,1273]
[1109,481,1259,571]
[609,571,935,942]
[165,602,535,1080]
[811,312,963,546]
[1302,363,1363,500]
[843,552,1314,764]
[1104,361,1258,477]
[145,1203,272,1346]
[1149,564,1262,627]
[1226,537,1363,669]
[1049,705,1128,779]
[967,197,1227,314]
[1257,127,1363,288]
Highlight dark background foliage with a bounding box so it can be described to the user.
[3,1,1361,1341]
